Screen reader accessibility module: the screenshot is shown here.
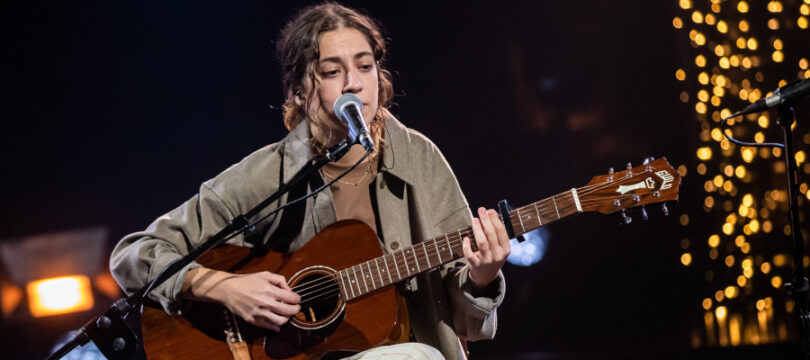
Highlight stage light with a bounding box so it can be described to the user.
[682,253,693,266]
[26,275,93,318]
[795,150,806,164]
[698,147,713,160]
[772,50,784,62]
[0,227,117,320]
[506,228,548,267]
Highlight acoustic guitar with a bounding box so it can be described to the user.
[141,157,681,359]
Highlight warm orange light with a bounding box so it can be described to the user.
[681,253,693,266]
[1,282,23,318]
[27,275,93,318]
[698,147,713,160]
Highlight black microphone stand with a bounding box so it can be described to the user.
[45,139,352,360]
[776,102,810,359]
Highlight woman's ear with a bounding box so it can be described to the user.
[293,90,304,106]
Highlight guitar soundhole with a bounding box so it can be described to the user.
[288,266,345,330]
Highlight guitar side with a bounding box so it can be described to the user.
[141,220,410,360]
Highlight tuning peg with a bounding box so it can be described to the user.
[608,167,614,182]
[626,162,633,176]
[643,157,655,165]
[620,209,632,225]
[641,206,648,221]
[661,203,669,216]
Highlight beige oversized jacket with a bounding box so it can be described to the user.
[110,116,505,360]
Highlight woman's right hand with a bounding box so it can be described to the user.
[183,268,301,331]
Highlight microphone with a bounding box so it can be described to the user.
[333,93,374,152]
[724,78,810,120]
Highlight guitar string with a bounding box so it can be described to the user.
[294,231,473,300]
[294,237,467,299]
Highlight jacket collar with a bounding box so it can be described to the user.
[281,119,316,184]
[379,115,414,185]
[281,115,414,185]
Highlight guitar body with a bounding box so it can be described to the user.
[141,220,410,360]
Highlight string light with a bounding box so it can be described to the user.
[676,0,808,348]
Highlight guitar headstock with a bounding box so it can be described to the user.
[577,157,681,217]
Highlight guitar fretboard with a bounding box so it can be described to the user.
[336,188,584,301]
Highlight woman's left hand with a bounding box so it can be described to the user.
[462,207,512,289]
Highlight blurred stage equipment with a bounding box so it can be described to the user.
[674,0,809,349]
[724,78,809,356]
[0,227,117,320]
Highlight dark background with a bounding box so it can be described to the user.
[0,0,800,359]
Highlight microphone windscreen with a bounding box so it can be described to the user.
[333,93,363,118]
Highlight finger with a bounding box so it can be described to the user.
[478,208,499,250]
[462,237,480,266]
[263,272,291,290]
[471,216,491,257]
[273,288,301,304]
[264,300,301,317]
[257,309,291,327]
[488,209,511,252]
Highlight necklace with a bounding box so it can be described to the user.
[322,159,375,187]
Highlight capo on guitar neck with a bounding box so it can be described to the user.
[497,199,526,243]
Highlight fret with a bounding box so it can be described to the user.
[366,262,375,290]
[355,265,368,292]
[352,266,365,294]
[383,253,394,283]
[516,207,526,233]
[571,188,582,212]
[392,253,402,280]
[533,202,543,226]
[400,250,411,277]
[552,196,561,219]
[374,258,384,286]
[339,270,352,299]
[349,268,359,297]
[422,242,431,268]
[409,248,420,273]
[433,238,442,265]
[443,234,451,262]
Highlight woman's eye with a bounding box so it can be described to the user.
[322,70,339,77]
[359,64,373,71]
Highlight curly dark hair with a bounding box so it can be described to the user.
[276,2,393,155]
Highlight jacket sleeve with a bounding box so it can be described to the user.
[417,139,506,341]
[109,182,237,315]
[437,207,505,341]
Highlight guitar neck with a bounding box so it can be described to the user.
[337,188,583,301]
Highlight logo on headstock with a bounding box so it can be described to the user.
[656,170,674,190]
[616,177,656,195]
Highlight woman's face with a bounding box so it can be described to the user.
[300,27,380,145]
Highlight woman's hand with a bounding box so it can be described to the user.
[183,268,301,331]
[462,207,512,289]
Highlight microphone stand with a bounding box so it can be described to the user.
[45,139,352,360]
[776,102,810,359]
